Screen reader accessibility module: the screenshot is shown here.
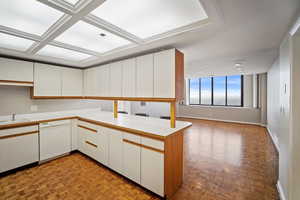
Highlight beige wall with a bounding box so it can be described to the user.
[0,85,112,116]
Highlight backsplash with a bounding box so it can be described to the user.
[0,86,112,116]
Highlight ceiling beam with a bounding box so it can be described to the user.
[37,0,75,15]
[27,0,107,54]
[0,26,42,42]
[50,40,101,56]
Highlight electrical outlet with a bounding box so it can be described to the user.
[30,105,38,112]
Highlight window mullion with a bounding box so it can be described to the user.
[225,76,228,106]
[211,77,214,106]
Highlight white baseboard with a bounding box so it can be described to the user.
[277,181,287,200]
[266,127,280,152]
[177,115,263,126]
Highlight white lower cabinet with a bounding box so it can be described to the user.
[39,120,71,161]
[141,138,165,196]
[108,129,123,174]
[97,127,109,166]
[122,133,141,184]
[77,122,165,197]
[0,125,39,173]
[78,122,100,161]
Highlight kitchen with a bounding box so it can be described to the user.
[1,0,300,200]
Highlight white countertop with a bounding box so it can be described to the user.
[0,109,192,137]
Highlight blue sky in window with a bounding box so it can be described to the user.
[189,75,242,105]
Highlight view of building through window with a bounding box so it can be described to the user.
[189,75,243,106]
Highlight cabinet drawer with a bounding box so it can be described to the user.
[78,121,99,132]
[123,132,141,143]
[0,125,38,138]
[141,137,164,151]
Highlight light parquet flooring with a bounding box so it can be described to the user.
[0,118,279,200]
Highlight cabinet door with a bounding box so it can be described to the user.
[136,54,154,97]
[97,127,110,166]
[96,65,110,96]
[0,57,33,82]
[84,68,97,96]
[0,126,39,173]
[62,67,83,96]
[122,58,136,97]
[141,138,164,196]
[71,119,78,151]
[154,49,175,98]
[108,129,123,174]
[123,133,141,184]
[109,62,123,97]
[34,63,61,96]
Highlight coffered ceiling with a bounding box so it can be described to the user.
[0,0,212,67]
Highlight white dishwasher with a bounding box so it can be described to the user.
[39,120,71,161]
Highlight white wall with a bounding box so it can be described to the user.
[267,59,280,149]
[177,105,261,124]
[259,73,268,125]
[0,85,112,116]
[130,102,170,118]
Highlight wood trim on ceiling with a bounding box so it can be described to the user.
[123,139,165,154]
[0,131,38,140]
[78,125,97,133]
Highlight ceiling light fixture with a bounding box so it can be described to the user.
[99,33,106,37]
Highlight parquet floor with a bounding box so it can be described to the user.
[0,118,279,200]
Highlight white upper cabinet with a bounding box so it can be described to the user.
[0,57,33,84]
[95,65,110,96]
[122,58,136,97]
[34,63,62,96]
[109,62,123,97]
[62,67,83,96]
[136,54,154,97]
[84,67,97,96]
[154,49,176,98]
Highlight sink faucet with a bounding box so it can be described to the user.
[12,113,16,121]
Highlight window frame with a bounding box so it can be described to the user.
[188,75,244,107]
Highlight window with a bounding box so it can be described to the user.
[213,76,226,105]
[227,75,242,106]
[189,75,243,106]
[200,77,212,105]
[189,78,200,104]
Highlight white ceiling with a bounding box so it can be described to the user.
[0,0,299,76]
[0,0,209,66]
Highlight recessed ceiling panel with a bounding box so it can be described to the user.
[91,0,208,38]
[0,0,64,35]
[55,21,131,53]
[37,45,92,61]
[0,33,35,51]
[64,0,80,5]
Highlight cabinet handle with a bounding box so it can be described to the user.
[78,125,97,133]
[0,131,38,140]
[85,141,98,148]
[123,139,164,154]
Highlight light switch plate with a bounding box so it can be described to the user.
[30,105,38,112]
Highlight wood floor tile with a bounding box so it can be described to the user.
[0,118,279,200]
